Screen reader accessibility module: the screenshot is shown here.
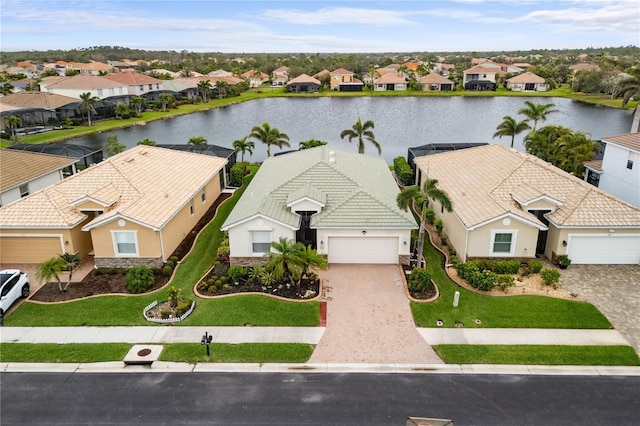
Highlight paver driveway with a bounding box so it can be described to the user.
[309,264,443,364]
[560,264,640,354]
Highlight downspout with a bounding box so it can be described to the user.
[159,229,165,262]
[463,227,469,263]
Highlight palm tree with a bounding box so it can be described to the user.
[299,139,328,150]
[137,138,157,146]
[613,75,640,108]
[130,96,145,117]
[232,136,254,163]
[266,237,304,285]
[296,245,328,286]
[249,122,290,157]
[340,116,381,155]
[397,178,453,267]
[188,136,208,145]
[159,93,174,112]
[77,92,100,126]
[3,115,22,142]
[215,80,230,99]
[36,254,78,292]
[0,82,13,95]
[557,130,597,177]
[517,101,558,131]
[197,80,212,103]
[493,115,531,148]
[114,103,129,119]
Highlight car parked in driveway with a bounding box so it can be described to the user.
[0,269,30,324]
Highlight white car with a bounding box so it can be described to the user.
[0,269,30,324]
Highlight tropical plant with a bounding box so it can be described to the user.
[215,80,230,99]
[0,82,13,95]
[3,115,22,142]
[232,136,254,162]
[114,103,130,119]
[76,92,101,126]
[36,253,78,292]
[397,178,453,266]
[188,135,208,146]
[540,268,561,287]
[299,139,328,150]
[106,134,126,156]
[197,80,212,102]
[517,101,558,131]
[249,122,290,157]
[613,75,640,108]
[129,96,145,117]
[493,115,531,148]
[125,266,155,294]
[265,237,304,285]
[340,116,381,155]
[296,245,328,286]
[525,125,597,176]
[159,93,174,111]
[167,285,182,307]
[137,137,157,146]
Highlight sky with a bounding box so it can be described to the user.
[0,0,638,54]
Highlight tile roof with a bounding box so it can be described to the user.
[374,73,406,84]
[419,73,454,84]
[0,146,227,230]
[222,147,417,231]
[0,92,80,109]
[464,65,503,75]
[45,74,126,90]
[507,72,545,83]
[287,74,321,85]
[414,144,640,229]
[102,70,162,85]
[0,150,76,192]
[602,133,640,153]
[583,160,603,172]
[330,68,354,75]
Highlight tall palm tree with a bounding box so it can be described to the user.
[517,101,558,131]
[299,139,327,150]
[340,116,381,155]
[397,178,453,267]
[493,115,531,148]
[197,80,212,103]
[77,92,100,126]
[215,80,229,99]
[130,96,145,117]
[36,255,77,292]
[188,135,208,145]
[232,136,254,163]
[159,93,174,112]
[557,130,597,177]
[3,115,22,142]
[266,237,304,285]
[296,245,328,286]
[249,122,290,157]
[613,75,640,107]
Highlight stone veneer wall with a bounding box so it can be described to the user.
[95,257,164,269]
[398,254,411,265]
[229,257,269,267]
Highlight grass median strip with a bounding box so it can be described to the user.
[434,344,640,366]
[0,343,313,364]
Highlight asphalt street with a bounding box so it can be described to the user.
[2,372,639,425]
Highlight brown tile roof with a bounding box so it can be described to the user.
[330,68,354,75]
[45,74,126,90]
[0,150,76,192]
[287,74,321,85]
[102,70,162,85]
[312,69,330,78]
[0,92,79,109]
[602,133,640,153]
[583,160,603,172]
[419,73,454,84]
[374,73,406,84]
[507,72,545,83]
[464,65,503,75]
[0,146,227,230]
[414,144,640,229]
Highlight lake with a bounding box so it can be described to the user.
[71,96,634,163]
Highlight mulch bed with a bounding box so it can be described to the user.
[199,279,320,300]
[401,263,437,300]
[30,193,231,303]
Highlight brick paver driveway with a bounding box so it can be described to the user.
[560,264,640,354]
[309,264,443,364]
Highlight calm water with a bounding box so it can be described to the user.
[73,97,633,163]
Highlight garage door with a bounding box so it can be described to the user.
[568,235,640,265]
[328,237,399,264]
[0,236,63,263]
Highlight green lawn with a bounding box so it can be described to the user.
[4,166,319,327]
[434,345,640,366]
[0,342,314,364]
[411,242,611,329]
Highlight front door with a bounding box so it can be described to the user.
[296,211,317,249]
[529,210,551,255]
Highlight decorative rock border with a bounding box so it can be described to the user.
[143,300,195,323]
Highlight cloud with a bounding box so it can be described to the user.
[260,7,414,26]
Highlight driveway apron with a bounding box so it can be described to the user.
[309,264,443,364]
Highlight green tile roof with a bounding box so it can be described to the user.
[221,146,417,230]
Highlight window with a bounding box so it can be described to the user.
[139,85,144,91]
[627,152,635,170]
[113,231,138,256]
[19,184,29,198]
[108,88,114,95]
[97,89,103,96]
[251,231,271,254]
[491,232,515,255]
[200,188,206,203]
[156,84,160,89]
[148,84,153,90]
[189,200,194,215]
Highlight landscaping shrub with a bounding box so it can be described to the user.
[434,219,444,234]
[175,299,193,317]
[527,259,543,274]
[393,156,414,186]
[167,286,181,307]
[495,274,515,291]
[93,268,103,276]
[164,260,175,269]
[125,266,155,294]
[107,268,117,275]
[162,265,173,276]
[424,209,436,224]
[229,163,247,187]
[169,256,179,264]
[491,259,520,275]
[160,309,171,320]
[227,265,247,283]
[454,261,496,291]
[541,268,561,287]
[408,268,432,293]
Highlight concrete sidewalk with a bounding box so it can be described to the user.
[419,328,632,346]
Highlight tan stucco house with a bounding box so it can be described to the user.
[221,147,417,265]
[506,72,548,92]
[0,146,227,267]
[414,144,640,265]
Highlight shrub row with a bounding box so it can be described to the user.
[229,163,247,187]
[454,261,515,291]
[393,156,414,186]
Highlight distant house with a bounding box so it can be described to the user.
[312,69,330,81]
[8,143,104,170]
[569,63,600,73]
[419,73,455,91]
[102,69,164,97]
[41,74,128,101]
[0,92,80,125]
[583,133,640,207]
[506,72,548,92]
[0,150,76,207]
[241,70,269,88]
[0,146,227,266]
[286,74,321,93]
[272,66,291,85]
[463,65,499,91]
[414,144,640,265]
[221,147,417,265]
[329,68,364,92]
[373,73,407,91]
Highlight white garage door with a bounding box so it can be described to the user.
[328,237,399,264]
[568,235,640,264]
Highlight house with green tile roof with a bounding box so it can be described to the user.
[221,146,418,265]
